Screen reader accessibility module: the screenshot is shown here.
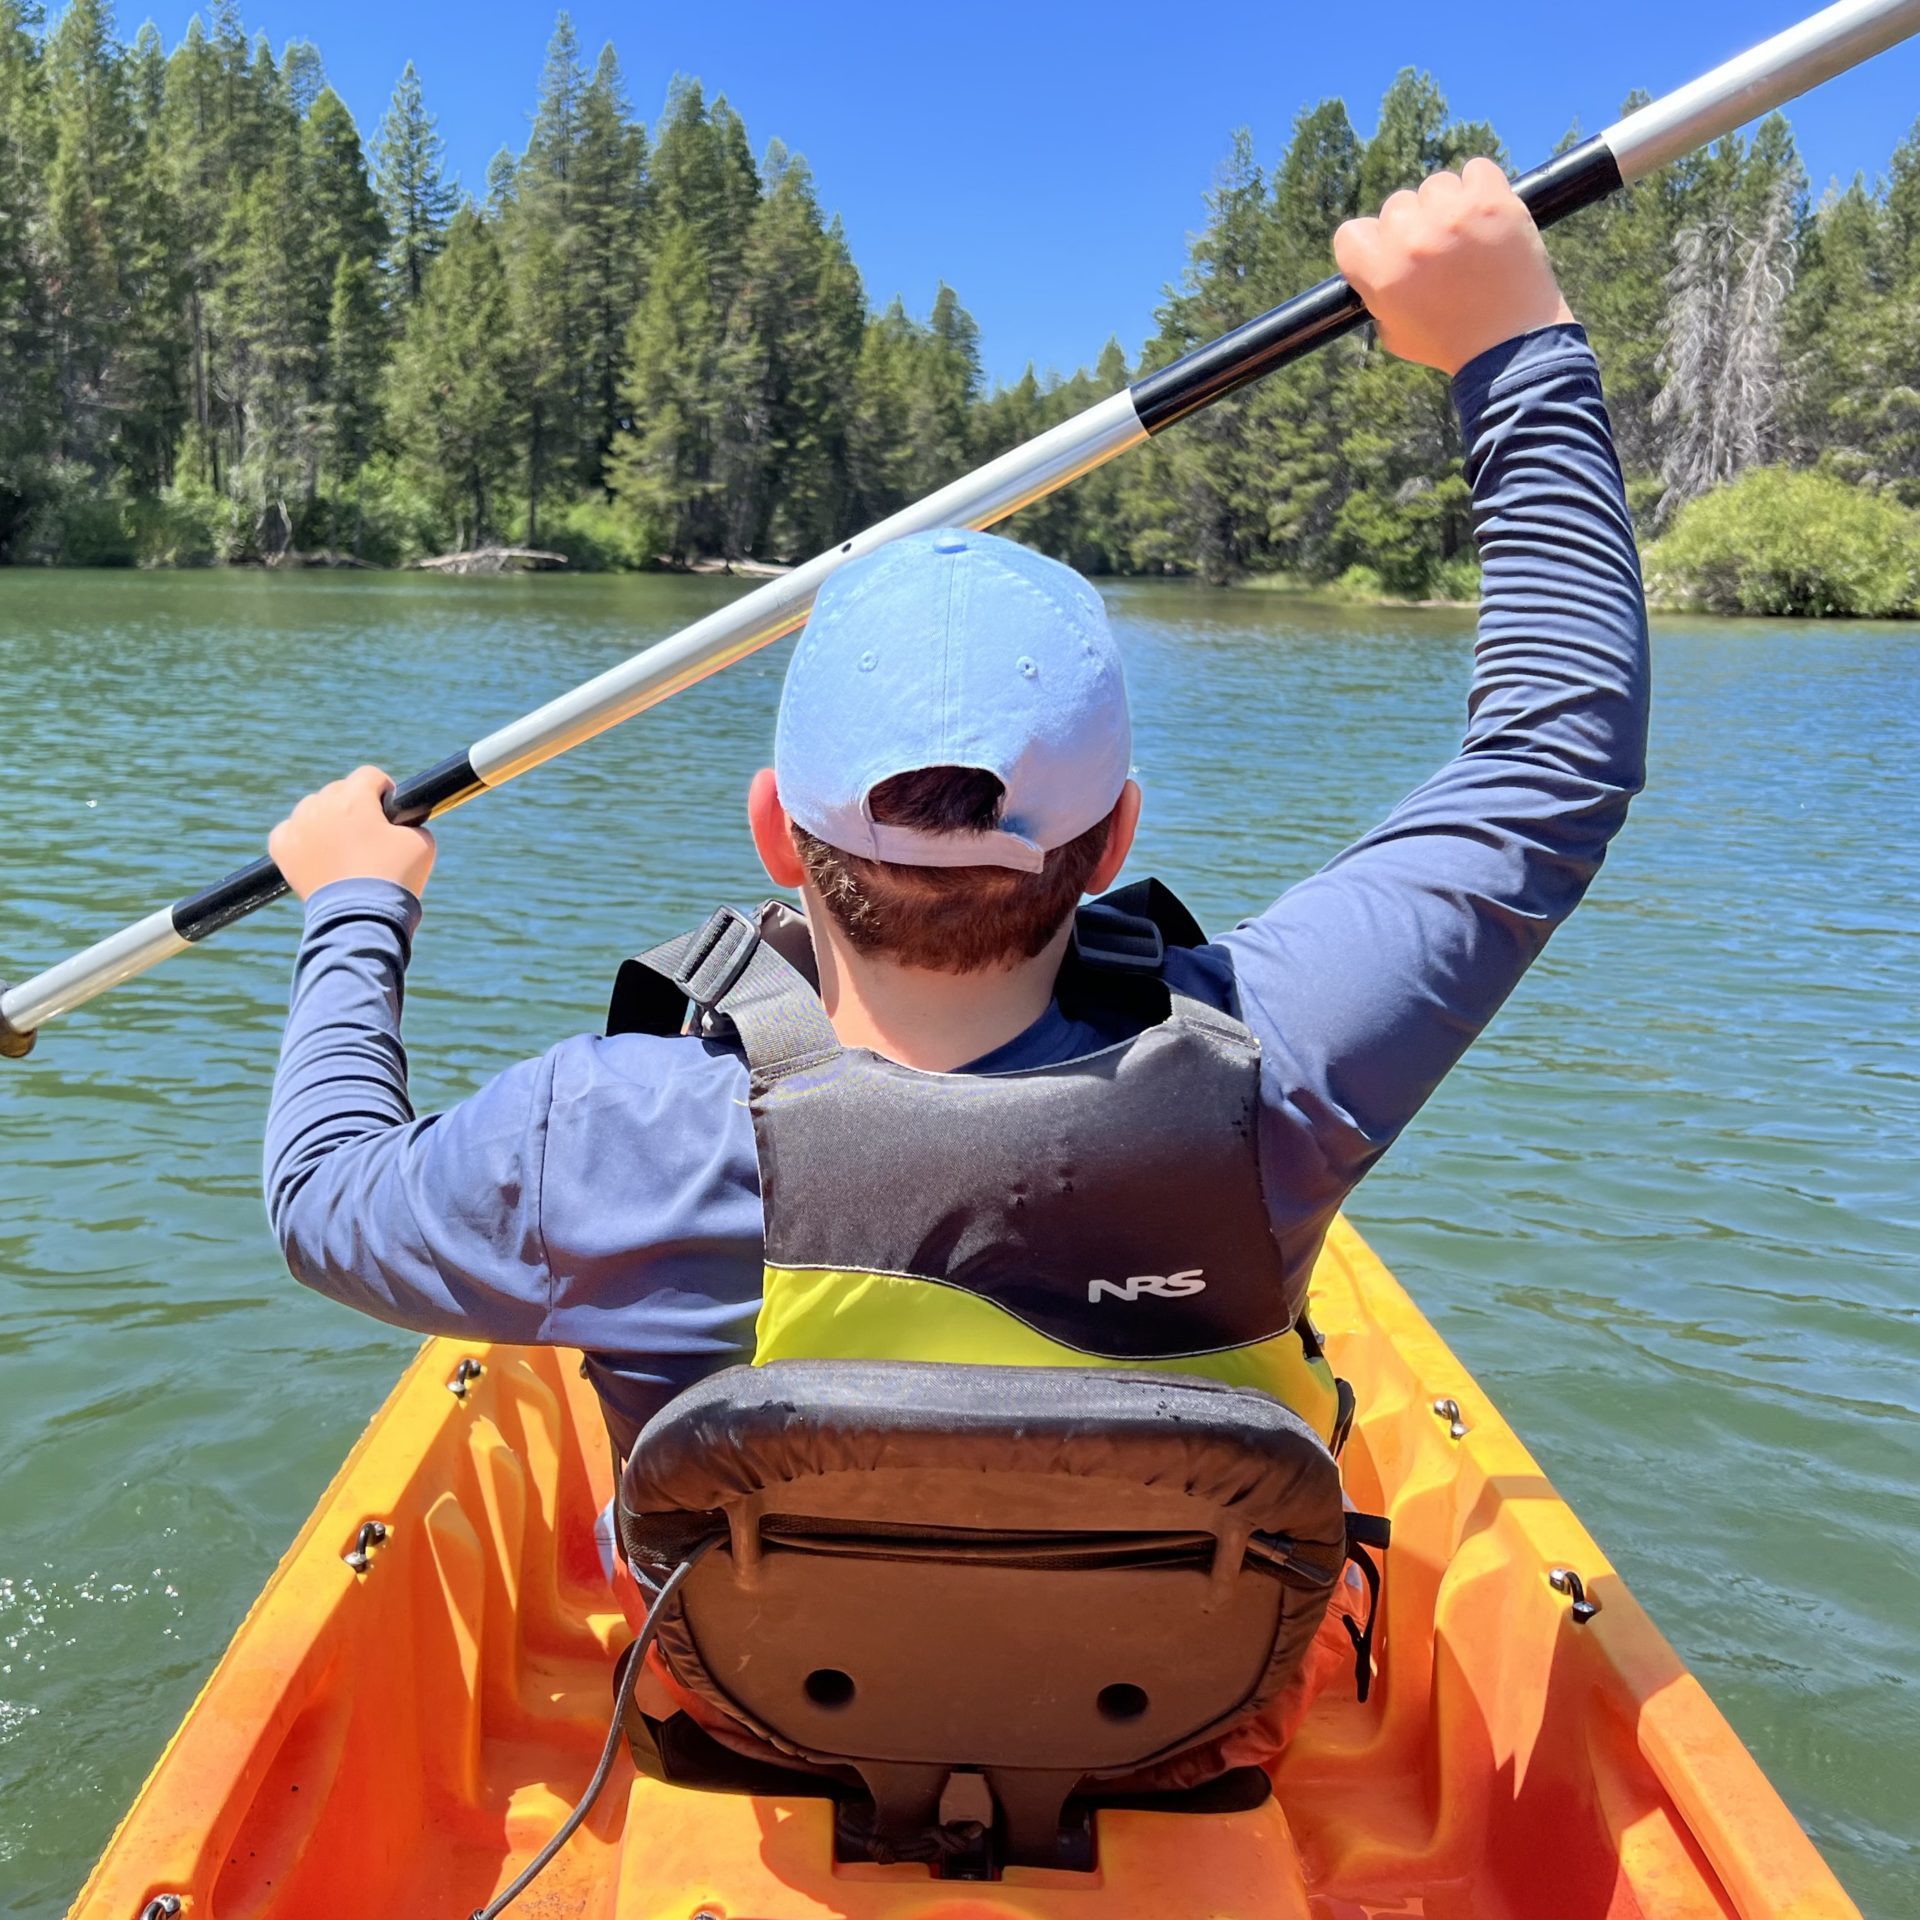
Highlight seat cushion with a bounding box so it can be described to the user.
[621,1358,1341,1545]
[617,1359,1345,1792]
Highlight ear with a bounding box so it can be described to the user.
[1087,778,1142,894]
[748,767,806,890]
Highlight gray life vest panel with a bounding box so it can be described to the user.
[608,881,1343,1435]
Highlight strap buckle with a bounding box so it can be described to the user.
[1071,902,1165,975]
[674,907,760,1009]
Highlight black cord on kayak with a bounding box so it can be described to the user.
[469,1537,717,1920]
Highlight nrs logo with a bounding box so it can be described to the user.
[1087,1270,1206,1304]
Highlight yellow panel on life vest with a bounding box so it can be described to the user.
[755,1263,1342,1445]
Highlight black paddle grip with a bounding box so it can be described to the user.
[169,751,485,944]
[1130,133,1624,434]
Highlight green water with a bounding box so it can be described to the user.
[1,571,1915,1915]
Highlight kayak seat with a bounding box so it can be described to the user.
[617,1357,1345,1875]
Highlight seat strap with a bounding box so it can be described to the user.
[1329,1376,1358,1458]
[637,907,841,1077]
[1339,1512,1392,1704]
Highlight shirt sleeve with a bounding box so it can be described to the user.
[262,877,558,1341]
[1219,322,1649,1215]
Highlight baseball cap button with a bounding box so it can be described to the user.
[933,532,968,553]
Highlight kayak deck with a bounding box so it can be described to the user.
[68,1217,1858,1919]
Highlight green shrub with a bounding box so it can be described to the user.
[349,458,444,566]
[1332,468,1472,598]
[1430,553,1481,603]
[128,482,235,566]
[22,465,134,565]
[542,495,648,571]
[1646,467,1920,618]
[1329,563,1388,602]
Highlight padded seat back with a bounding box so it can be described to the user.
[619,1359,1344,1868]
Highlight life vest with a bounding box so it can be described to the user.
[608,880,1346,1446]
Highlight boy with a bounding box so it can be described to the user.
[267,159,1643,1498]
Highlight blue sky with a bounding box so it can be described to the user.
[142,0,1920,384]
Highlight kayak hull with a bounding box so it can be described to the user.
[67,1218,1859,1919]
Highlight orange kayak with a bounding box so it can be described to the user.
[67,1217,1859,1919]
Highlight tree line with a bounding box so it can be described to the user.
[4,2,1919,603]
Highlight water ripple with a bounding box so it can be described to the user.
[1,574,1915,1914]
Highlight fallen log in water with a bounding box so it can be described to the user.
[262,548,377,570]
[684,555,794,578]
[410,546,569,574]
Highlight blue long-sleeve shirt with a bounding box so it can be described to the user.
[265,324,1648,1455]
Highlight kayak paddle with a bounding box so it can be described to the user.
[5,0,1918,1058]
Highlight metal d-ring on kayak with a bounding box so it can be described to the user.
[4,0,1920,1057]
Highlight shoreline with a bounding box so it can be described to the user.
[4,560,1914,623]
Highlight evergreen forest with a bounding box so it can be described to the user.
[5,2,1920,613]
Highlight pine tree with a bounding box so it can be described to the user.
[500,17,649,525]
[651,78,759,314]
[7,13,1919,586]
[725,147,864,555]
[608,78,762,555]
[607,218,720,559]
[1884,114,1920,286]
[236,28,286,178]
[304,88,385,277]
[1250,99,1364,576]
[904,281,982,499]
[1783,177,1887,469]
[573,43,648,481]
[847,296,918,524]
[1799,154,1920,498]
[372,60,455,303]
[218,147,315,549]
[319,250,384,546]
[1140,129,1269,582]
[125,16,162,127]
[1357,69,1451,205]
[385,207,522,547]
[1314,72,1488,592]
[1546,93,1683,478]
[156,17,226,474]
[513,11,589,531]
[45,0,142,468]
[1262,98,1361,289]
[281,37,324,117]
[989,361,1127,573]
[1068,337,1134,573]
[0,0,54,555]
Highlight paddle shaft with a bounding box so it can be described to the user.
[5,0,1918,1056]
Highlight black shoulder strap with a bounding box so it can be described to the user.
[613,880,1232,1058]
[1088,877,1209,953]
[609,903,840,1076]
[1060,878,1243,1040]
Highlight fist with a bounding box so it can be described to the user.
[269,766,437,903]
[1333,156,1574,376]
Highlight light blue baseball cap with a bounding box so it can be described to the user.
[775,528,1131,874]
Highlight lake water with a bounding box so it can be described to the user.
[1,571,1916,1916]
